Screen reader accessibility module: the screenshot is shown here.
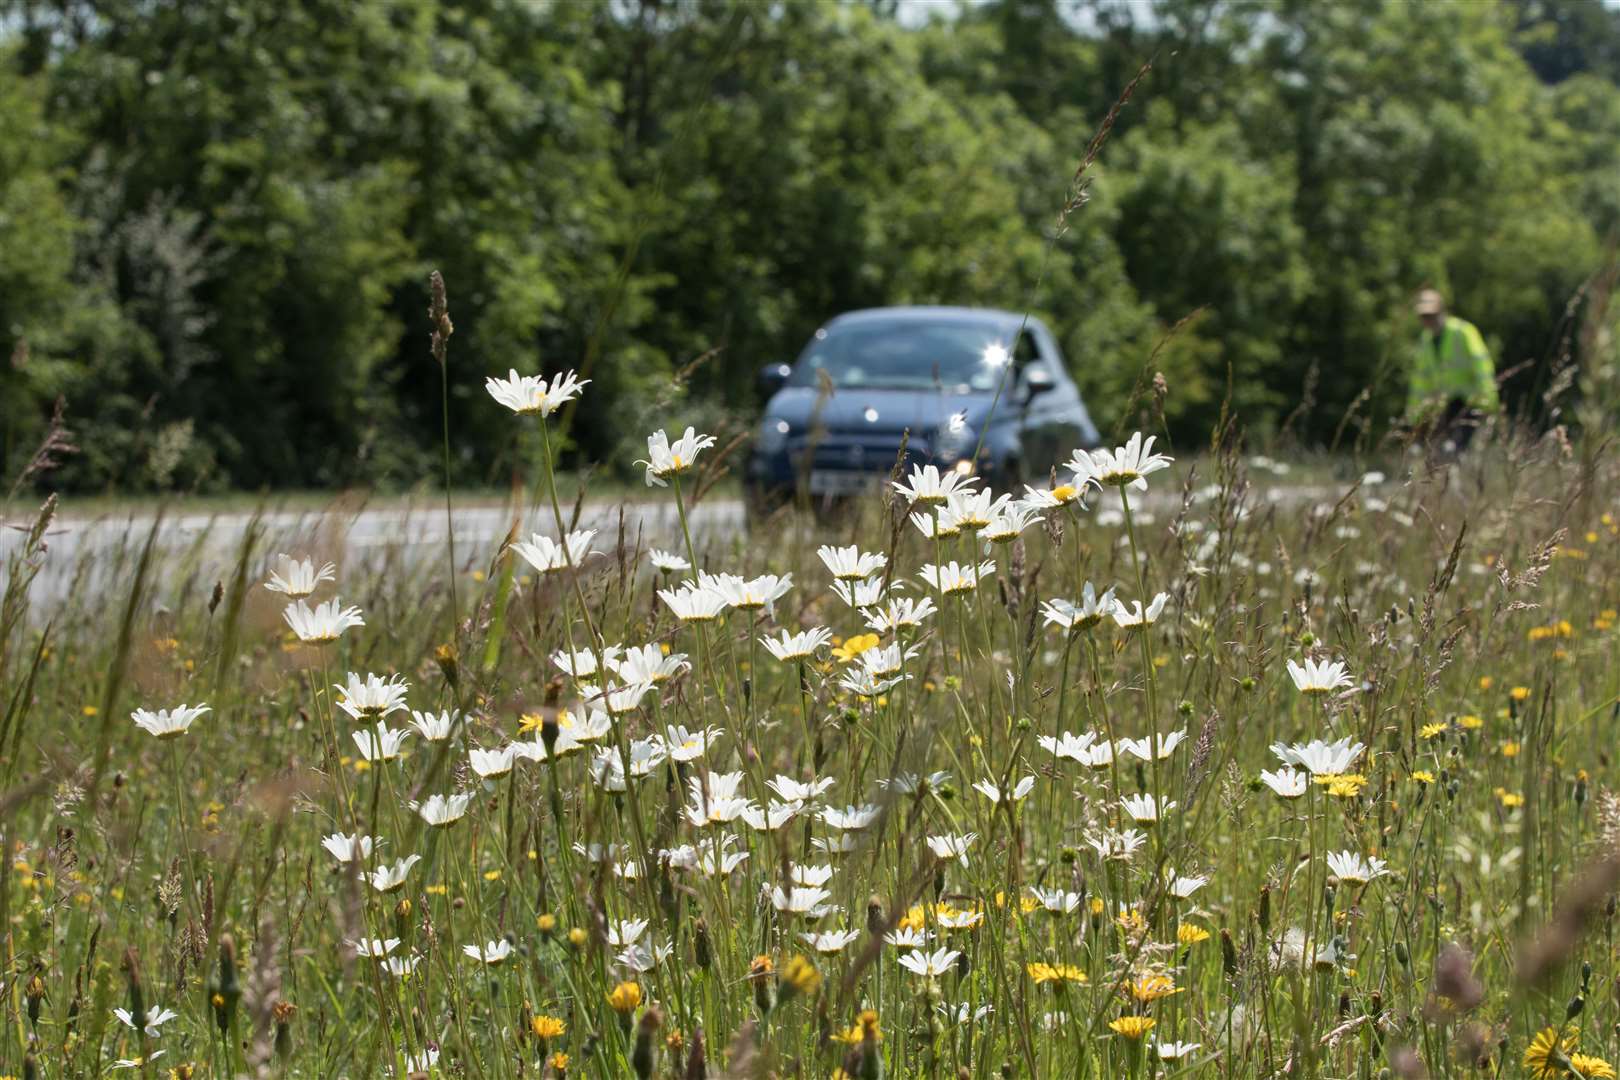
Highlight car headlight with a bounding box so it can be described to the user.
[934,416,975,461]
[757,417,791,454]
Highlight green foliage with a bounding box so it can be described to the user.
[1,0,1618,490]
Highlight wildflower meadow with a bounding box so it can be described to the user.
[2,353,1618,1080]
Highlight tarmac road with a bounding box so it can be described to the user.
[1,497,749,612]
[2,479,1333,614]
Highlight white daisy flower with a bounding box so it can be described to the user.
[761,626,834,662]
[769,884,837,918]
[666,835,749,875]
[557,703,613,744]
[616,941,672,973]
[283,598,364,644]
[412,792,472,827]
[657,581,728,623]
[648,549,690,573]
[1286,657,1354,695]
[368,854,421,893]
[333,672,410,721]
[637,427,717,486]
[1325,850,1389,885]
[402,1048,438,1072]
[112,1052,165,1070]
[590,737,667,791]
[818,544,887,581]
[408,709,459,742]
[918,560,997,595]
[683,767,745,829]
[740,801,803,832]
[937,907,983,930]
[709,572,793,611]
[606,918,649,947]
[352,722,410,762]
[885,926,930,948]
[1028,887,1084,914]
[926,832,976,865]
[1085,827,1149,862]
[837,669,907,698]
[909,506,965,539]
[893,463,977,506]
[1167,872,1208,898]
[512,530,598,575]
[349,937,400,958]
[468,746,516,779]
[769,774,835,803]
[581,679,656,716]
[879,770,951,794]
[980,501,1044,543]
[484,368,588,417]
[973,776,1036,804]
[112,1005,178,1039]
[1121,793,1176,824]
[1118,729,1187,761]
[1039,730,1101,762]
[1259,767,1309,798]
[947,488,1010,529]
[1040,583,1117,632]
[790,863,836,888]
[898,946,960,977]
[262,554,336,598]
[663,724,720,763]
[1155,1041,1201,1061]
[830,576,890,609]
[821,803,881,831]
[865,595,938,634]
[1070,432,1174,492]
[610,643,689,684]
[1022,480,1092,508]
[384,955,421,979]
[1270,737,1366,776]
[552,644,622,680]
[801,928,863,954]
[1111,593,1169,629]
[463,939,513,965]
[321,832,378,863]
[131,704,210,739]
[858,642,921,678]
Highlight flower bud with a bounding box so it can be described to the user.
[693,919,711,970]
[684,1029,707,1080]
[632,1005,662,1080]
[25,970,44,1025]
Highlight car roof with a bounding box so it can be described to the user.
[823,306,1040,334]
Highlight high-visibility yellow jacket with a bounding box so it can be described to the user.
[1407,315,1497,419]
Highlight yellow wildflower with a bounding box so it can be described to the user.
[1523,1027,1575,1079]
[606,981,641,1014]
[530,1015,566,1040]
[1027,962,1088,984]
[1109,1016,1155,1040]
[832,634,880,663]
[1177,923,1211,946]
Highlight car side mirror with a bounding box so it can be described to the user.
[758,362,792,399]
[1022,364,1056,401]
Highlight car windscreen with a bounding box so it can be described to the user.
[787,318,1014,393]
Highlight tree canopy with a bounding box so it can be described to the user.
[2,0,1617,491]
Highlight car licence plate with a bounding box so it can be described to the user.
[808,470,875,496]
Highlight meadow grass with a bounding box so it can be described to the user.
[2,405,1618,1080]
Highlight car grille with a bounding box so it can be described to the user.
[786,435,934,473]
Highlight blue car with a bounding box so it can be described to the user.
[745,306,1100,516]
